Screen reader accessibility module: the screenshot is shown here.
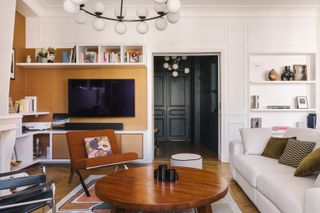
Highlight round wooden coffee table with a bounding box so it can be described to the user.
[95,166,228,213]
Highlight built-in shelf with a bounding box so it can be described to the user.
[12,112,50,116]
[251,109,317,112]
[16,62,145,68]
[250,81,316,85]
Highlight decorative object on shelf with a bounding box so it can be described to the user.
[251,117,262,128]
[293,64,307,81]
[154,164,179,182]
[251,95,260,109]
[62,51,69,63]
[268,68,279,81]
[36,48,48,63]
[163,56,190,77]
[267,105,291,109]
[63,0,181,35]
[9,97,15,113]
[10,48,15,80]
[47,47,56,63]
[307,113,317,128]
[26,55,32,63]
[34,138,42,158]
[83,48,98,63]
[281,66,293,81]
[296,96,308,109]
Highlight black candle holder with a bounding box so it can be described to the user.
[154,164,179,182]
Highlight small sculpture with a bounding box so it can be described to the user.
[281,66,293,81]
[268,69,280,81]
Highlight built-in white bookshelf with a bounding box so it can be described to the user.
[249,52,317,128]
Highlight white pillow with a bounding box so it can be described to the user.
[239,128,272,155]
[314,173,320,187]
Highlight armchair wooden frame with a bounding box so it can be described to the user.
[66,129,139,197]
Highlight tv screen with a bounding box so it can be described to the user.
[68,79,135,117]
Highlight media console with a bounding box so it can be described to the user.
[65,122,123,130]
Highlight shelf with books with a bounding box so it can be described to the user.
[100,46,121,63]
[16,62,145,68]
[122,46,144,63]
[78,45,99,63]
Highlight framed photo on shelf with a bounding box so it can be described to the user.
[293,65,307,81]
[10,48,15,80]
[251,117,262,128]
[296,96,308,109]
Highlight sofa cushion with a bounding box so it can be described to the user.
[279,139,315,168]
[262,137,296,159]
[295,147,320,176]
[257,173,316,213]
[233,155,295,187]
[284,128,320,150]
[239,128,272,155]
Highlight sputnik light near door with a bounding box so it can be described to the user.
[163,56,190,77]
[63,0,182,35]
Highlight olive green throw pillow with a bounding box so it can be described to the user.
[295,148,320,177]
[262,137,296,159]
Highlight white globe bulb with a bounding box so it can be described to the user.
[136,7,148,19]
[181,56,187,60]
[93,1,105,14]
[154,3,167,14]
[167,0,181,13]
[168,66,172,71]
[155,17,167,31]
[172,71,179,77]
[164,56,170,61]
[71,0,86,5]
[167,12,180,24]
[114,22,127,35]
[172,63,179,70]
[171,56,177,59]
[74,10,87,24]
[184,67,190,74]
[92,18,105,31]
[114,7,127,19]
[63,0,79,14]
[163,62,169,69]
[136,22,149,34]
[154,0,167,3]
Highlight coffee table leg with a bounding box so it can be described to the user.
[197,204,212,213]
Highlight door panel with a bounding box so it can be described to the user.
[154,74,167,141]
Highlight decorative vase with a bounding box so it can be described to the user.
[268,69,279,81]
[26,55,31,63]
[281,66,293,81]
[41,57,47,63]
[47,54,55,63]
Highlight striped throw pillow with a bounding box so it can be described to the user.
[279,139,316,168]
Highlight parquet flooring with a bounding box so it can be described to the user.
[31,141,258,212]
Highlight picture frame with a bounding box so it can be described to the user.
[296,96,308,109]
[10,48,15,80]
[293,64,307,81]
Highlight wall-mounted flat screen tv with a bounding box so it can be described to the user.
[68,79,135,117]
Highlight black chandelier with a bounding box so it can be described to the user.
[63,0,182,34]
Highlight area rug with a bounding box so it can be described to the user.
[49,175,241,213]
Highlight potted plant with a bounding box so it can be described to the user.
[37,48,48,63]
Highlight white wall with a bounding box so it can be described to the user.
[25,6,319,162]
[0,0,17,116]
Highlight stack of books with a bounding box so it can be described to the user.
[102,51,120,63]
[266,105,291,109]
[14,96,37,113]
[272,126,288,134]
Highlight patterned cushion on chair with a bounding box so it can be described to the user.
[84,136,113,158]
[279,139,316,167]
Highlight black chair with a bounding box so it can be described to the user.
[0,165,56,213]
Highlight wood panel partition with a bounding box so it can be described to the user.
[25,66,147,130]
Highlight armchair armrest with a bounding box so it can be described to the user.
[304,187,320,213]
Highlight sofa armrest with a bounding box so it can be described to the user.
[229,140,244,158]
[304,187,320,213]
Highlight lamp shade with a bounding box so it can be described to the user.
[63,0,78,14]
[93,1,105,14]
[172,71,179,77]
[164,56,170,61]
[184,67,190,74]
[172,63,179,70]
[114,22,127,35]
[136,7,148,19]
[92,18,105,31]
[114,7,127,19]
[136,22,149,34]
[74,10,87,24]
[155,17,167,31]
[167,0,181,13]
[163,62,169,69]
[167,12,180,24]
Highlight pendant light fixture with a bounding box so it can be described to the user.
[163,56,190,77]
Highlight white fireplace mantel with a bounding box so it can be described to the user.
[0,114,22,173]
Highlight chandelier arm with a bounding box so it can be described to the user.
[120,0,124,19]
[80,6,167,22]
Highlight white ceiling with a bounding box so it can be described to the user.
[29,0,320,7]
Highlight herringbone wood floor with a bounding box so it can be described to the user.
[32,141,258,212]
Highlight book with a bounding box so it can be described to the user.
[266,105,291,109]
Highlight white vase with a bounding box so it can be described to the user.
[41,57,47,63]
[26,55,31,63]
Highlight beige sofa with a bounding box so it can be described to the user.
[229,127,320,213]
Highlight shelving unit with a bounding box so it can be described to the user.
[12,111,49,116]
[249,52,317,128]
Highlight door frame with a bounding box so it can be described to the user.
[152,53,221,158]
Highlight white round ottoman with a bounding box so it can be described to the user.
[170,153,203,169]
